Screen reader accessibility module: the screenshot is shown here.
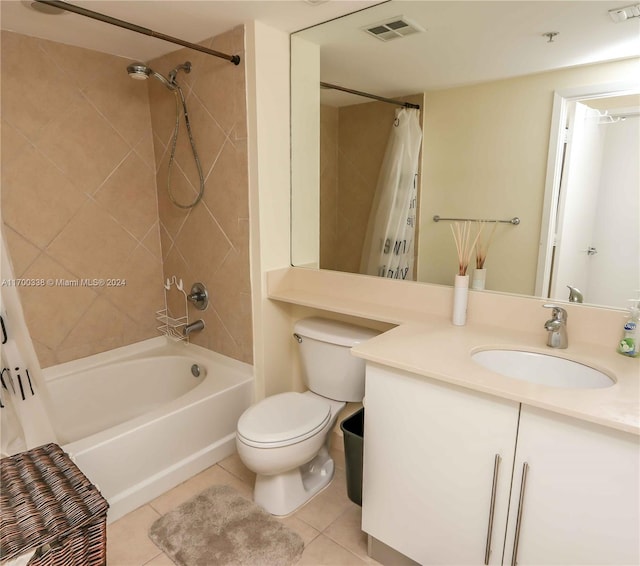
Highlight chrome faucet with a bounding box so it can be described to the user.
[543,304,568,349]
[567,285,583,303]
[183,319,205,336]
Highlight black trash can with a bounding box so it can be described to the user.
[340,408,364,506]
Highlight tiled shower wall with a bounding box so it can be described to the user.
[319,94,423,275]
[149,26,252,364]
[1,31,164,367]
[1,27,253,367]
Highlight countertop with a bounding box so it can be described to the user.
[351,318,640,436]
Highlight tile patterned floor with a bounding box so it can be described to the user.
[106,439,381,565]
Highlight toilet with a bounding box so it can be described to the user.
[236,317,379,516]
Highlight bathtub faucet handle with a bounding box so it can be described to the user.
[187,282,209,311]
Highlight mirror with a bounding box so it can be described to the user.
[291,1,640,309]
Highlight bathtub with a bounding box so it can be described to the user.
[42,337,253,522]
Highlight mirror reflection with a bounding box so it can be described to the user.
[291,1,640,308]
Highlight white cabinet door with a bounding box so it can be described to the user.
[504,405,640,565]
[361,364,520,565]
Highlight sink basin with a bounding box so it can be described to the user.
[471,349,614,389]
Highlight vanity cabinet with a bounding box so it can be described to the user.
[503,405,640,565]
[362,364,640,565]
[361,364,520,565]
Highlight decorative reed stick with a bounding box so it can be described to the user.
[450,221,482,276]
[475,221,499,269]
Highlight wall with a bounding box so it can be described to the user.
[319,94,424,274]
[1,31,163,367]
[417,57,639,295]
[245,21,295,399]
[148,26,253,364]
[320,105,339,270]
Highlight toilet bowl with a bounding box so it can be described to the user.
[235,318,379,516]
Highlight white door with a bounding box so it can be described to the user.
[361,364,520,565]
[504,405,640,565]
[550,102,605,302]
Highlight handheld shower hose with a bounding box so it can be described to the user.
[127,61,204,209]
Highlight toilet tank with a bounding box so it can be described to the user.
[293,318,380,402]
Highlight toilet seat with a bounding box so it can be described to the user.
[237,392,331,448]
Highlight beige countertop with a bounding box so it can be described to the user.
[351,319,640,436]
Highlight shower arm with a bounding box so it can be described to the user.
[34,0,241,65]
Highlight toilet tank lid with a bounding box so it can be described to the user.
[293,317,380,347]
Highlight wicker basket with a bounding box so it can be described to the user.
[0,443,109,566]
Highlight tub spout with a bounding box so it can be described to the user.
[183,320,205,336]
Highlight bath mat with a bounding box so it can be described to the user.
[148,485,304,566]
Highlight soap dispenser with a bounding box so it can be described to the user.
[617,299,640,358]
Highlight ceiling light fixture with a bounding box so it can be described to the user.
[609,3,640,22]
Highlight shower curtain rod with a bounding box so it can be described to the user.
[320,82,421,110]
[34,0,241,65]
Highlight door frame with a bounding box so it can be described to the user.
[534,80,640,298]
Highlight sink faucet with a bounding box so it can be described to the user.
[543,304,568,349]
[567,285,583,303]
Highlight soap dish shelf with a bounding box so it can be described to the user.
[157,276,189,342]
[155,309,188,342]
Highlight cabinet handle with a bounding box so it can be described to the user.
[510,462,529,566]
[484,454,501,565]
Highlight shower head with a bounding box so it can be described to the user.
[126,62,176,90]
[127,62,152,80]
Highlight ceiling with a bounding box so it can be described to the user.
[2,1,638,102]
[0,0,383,61]
[294,1,640,105]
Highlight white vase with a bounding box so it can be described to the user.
[452,274,469,326]
[472,268,486,290]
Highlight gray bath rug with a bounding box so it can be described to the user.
[148,485,304,566]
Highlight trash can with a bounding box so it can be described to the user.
[340,408,364,506]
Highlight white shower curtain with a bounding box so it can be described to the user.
[360,107,423,279]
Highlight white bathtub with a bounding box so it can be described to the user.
[42,337,253,522]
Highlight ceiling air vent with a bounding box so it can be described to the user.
[362,16,425,42]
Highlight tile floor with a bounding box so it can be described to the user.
[106,437,381,565]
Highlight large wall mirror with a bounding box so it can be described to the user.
[291,1,640,309]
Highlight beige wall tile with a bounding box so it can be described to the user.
[39,37,152,149]
[134,130,157,171]
[94,151,158,240]
[103,244,164,323]
[47,199,138,280]
[173,91,227,185]
[0,31,82,141]
[155,155,195,237]
[2,226,41,277]
[58,296,132,352]
[36,96,130,194]
[141,222,163,260]
[1,143,88,249]
[174,202,232,277]
[18,253,96,350]
[202,138,249,248]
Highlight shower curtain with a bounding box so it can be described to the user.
[360,107,423,279]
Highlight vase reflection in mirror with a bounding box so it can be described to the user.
[472,268,487,290]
